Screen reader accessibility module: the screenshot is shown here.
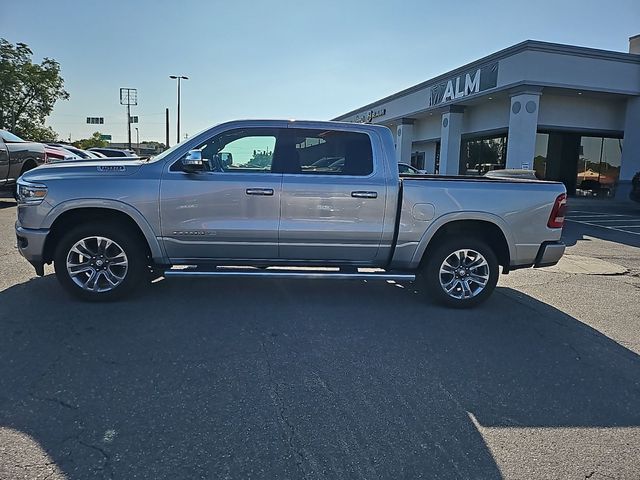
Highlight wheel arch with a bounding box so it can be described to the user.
[42,201,164,264]
[413,214,514,272]
[20,158,38,175]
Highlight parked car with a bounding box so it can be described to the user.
[15,120,567,308]
[485,169,539,180]
[47,143,103,160]
[44,145,79,163]
[631,171,640,203]
[398,163,425,175]
[88,147,137,158]
[0,129,46,191]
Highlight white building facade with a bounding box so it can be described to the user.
[334,38,640,200]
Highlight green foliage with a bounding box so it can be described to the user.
[22,124,59,142]
[246,149,273,168]
[73,132,108,149]
[0,38,68,139]
[142,141,167,151]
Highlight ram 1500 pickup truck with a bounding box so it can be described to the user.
[15,120,567,307]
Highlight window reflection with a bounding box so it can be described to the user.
[576,137,623,197]
[534,132,623,198]
[461,135,508,175]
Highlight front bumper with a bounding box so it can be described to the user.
[533,241,565,268]
[15,222,49,276]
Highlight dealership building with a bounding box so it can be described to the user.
[334,37,640,200]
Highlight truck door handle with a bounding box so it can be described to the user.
[351,191,377,199]
[246,188,274,196]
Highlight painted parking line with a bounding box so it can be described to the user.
[585,219,640,223]
[568,210,627,215]
[565,207,640,235]
[565,219,640,236]
[567,214,629,218]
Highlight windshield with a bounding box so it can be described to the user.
[146,124,215,163]
[0,130,25,143]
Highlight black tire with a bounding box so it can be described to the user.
[54,222,147,301]
[419,237,499,308]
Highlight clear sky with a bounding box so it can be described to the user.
[2,0,639,144]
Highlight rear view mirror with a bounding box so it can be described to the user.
[182,149,204,172]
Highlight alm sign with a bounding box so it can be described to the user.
[428,62,498,106]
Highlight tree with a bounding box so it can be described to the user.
[0,38,68,140]
[246,149,273,168]
[73,132,108,150]
[23,124,59,142]
[141,141,167,151]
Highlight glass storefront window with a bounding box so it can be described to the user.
[535,132,623,198]
[534,133,549,179]
[576,136,623,198]
[461,134,507,175]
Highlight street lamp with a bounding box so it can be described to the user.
[169,75,188,143]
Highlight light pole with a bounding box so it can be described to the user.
[169,75,188,143]
[135,127,139,154]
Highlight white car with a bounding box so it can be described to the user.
[484,169,539,180]
[398,163,425,174]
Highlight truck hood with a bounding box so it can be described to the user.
[21,158,145,182]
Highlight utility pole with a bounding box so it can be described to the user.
[165,108,170,148]
[119,88,137,151]
[169,75,188,143]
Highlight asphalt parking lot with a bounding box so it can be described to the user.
[1,198,639,480]
[566,202,640,236]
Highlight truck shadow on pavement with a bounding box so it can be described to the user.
[1,275,639,479]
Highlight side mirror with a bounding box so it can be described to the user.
[215,152,233,168]
[182,149,204,173]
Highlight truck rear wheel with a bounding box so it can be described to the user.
[54,222,147,301]
[420,238,499,308]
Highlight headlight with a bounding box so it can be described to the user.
[17,180,48,205]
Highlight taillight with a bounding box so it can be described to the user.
[548,193,567,228]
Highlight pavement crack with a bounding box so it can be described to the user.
[76,438,112,479]
[259,335,310,479]
[13,461,57,469]
[29,392,78,410]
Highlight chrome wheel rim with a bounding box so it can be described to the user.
[66,236,128,292]
[439,249,490,300]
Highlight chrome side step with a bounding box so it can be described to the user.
[163,267,415,282]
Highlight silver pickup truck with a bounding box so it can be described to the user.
[15,120,567,307]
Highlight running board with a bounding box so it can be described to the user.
[163,267,415,282]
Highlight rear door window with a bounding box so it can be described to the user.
[275,129,373,176]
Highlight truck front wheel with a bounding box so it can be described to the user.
[420,238,499,308]
[54,222,147,301]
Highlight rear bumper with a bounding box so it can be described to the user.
[15,222,49,275]
[533,241,565,268]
